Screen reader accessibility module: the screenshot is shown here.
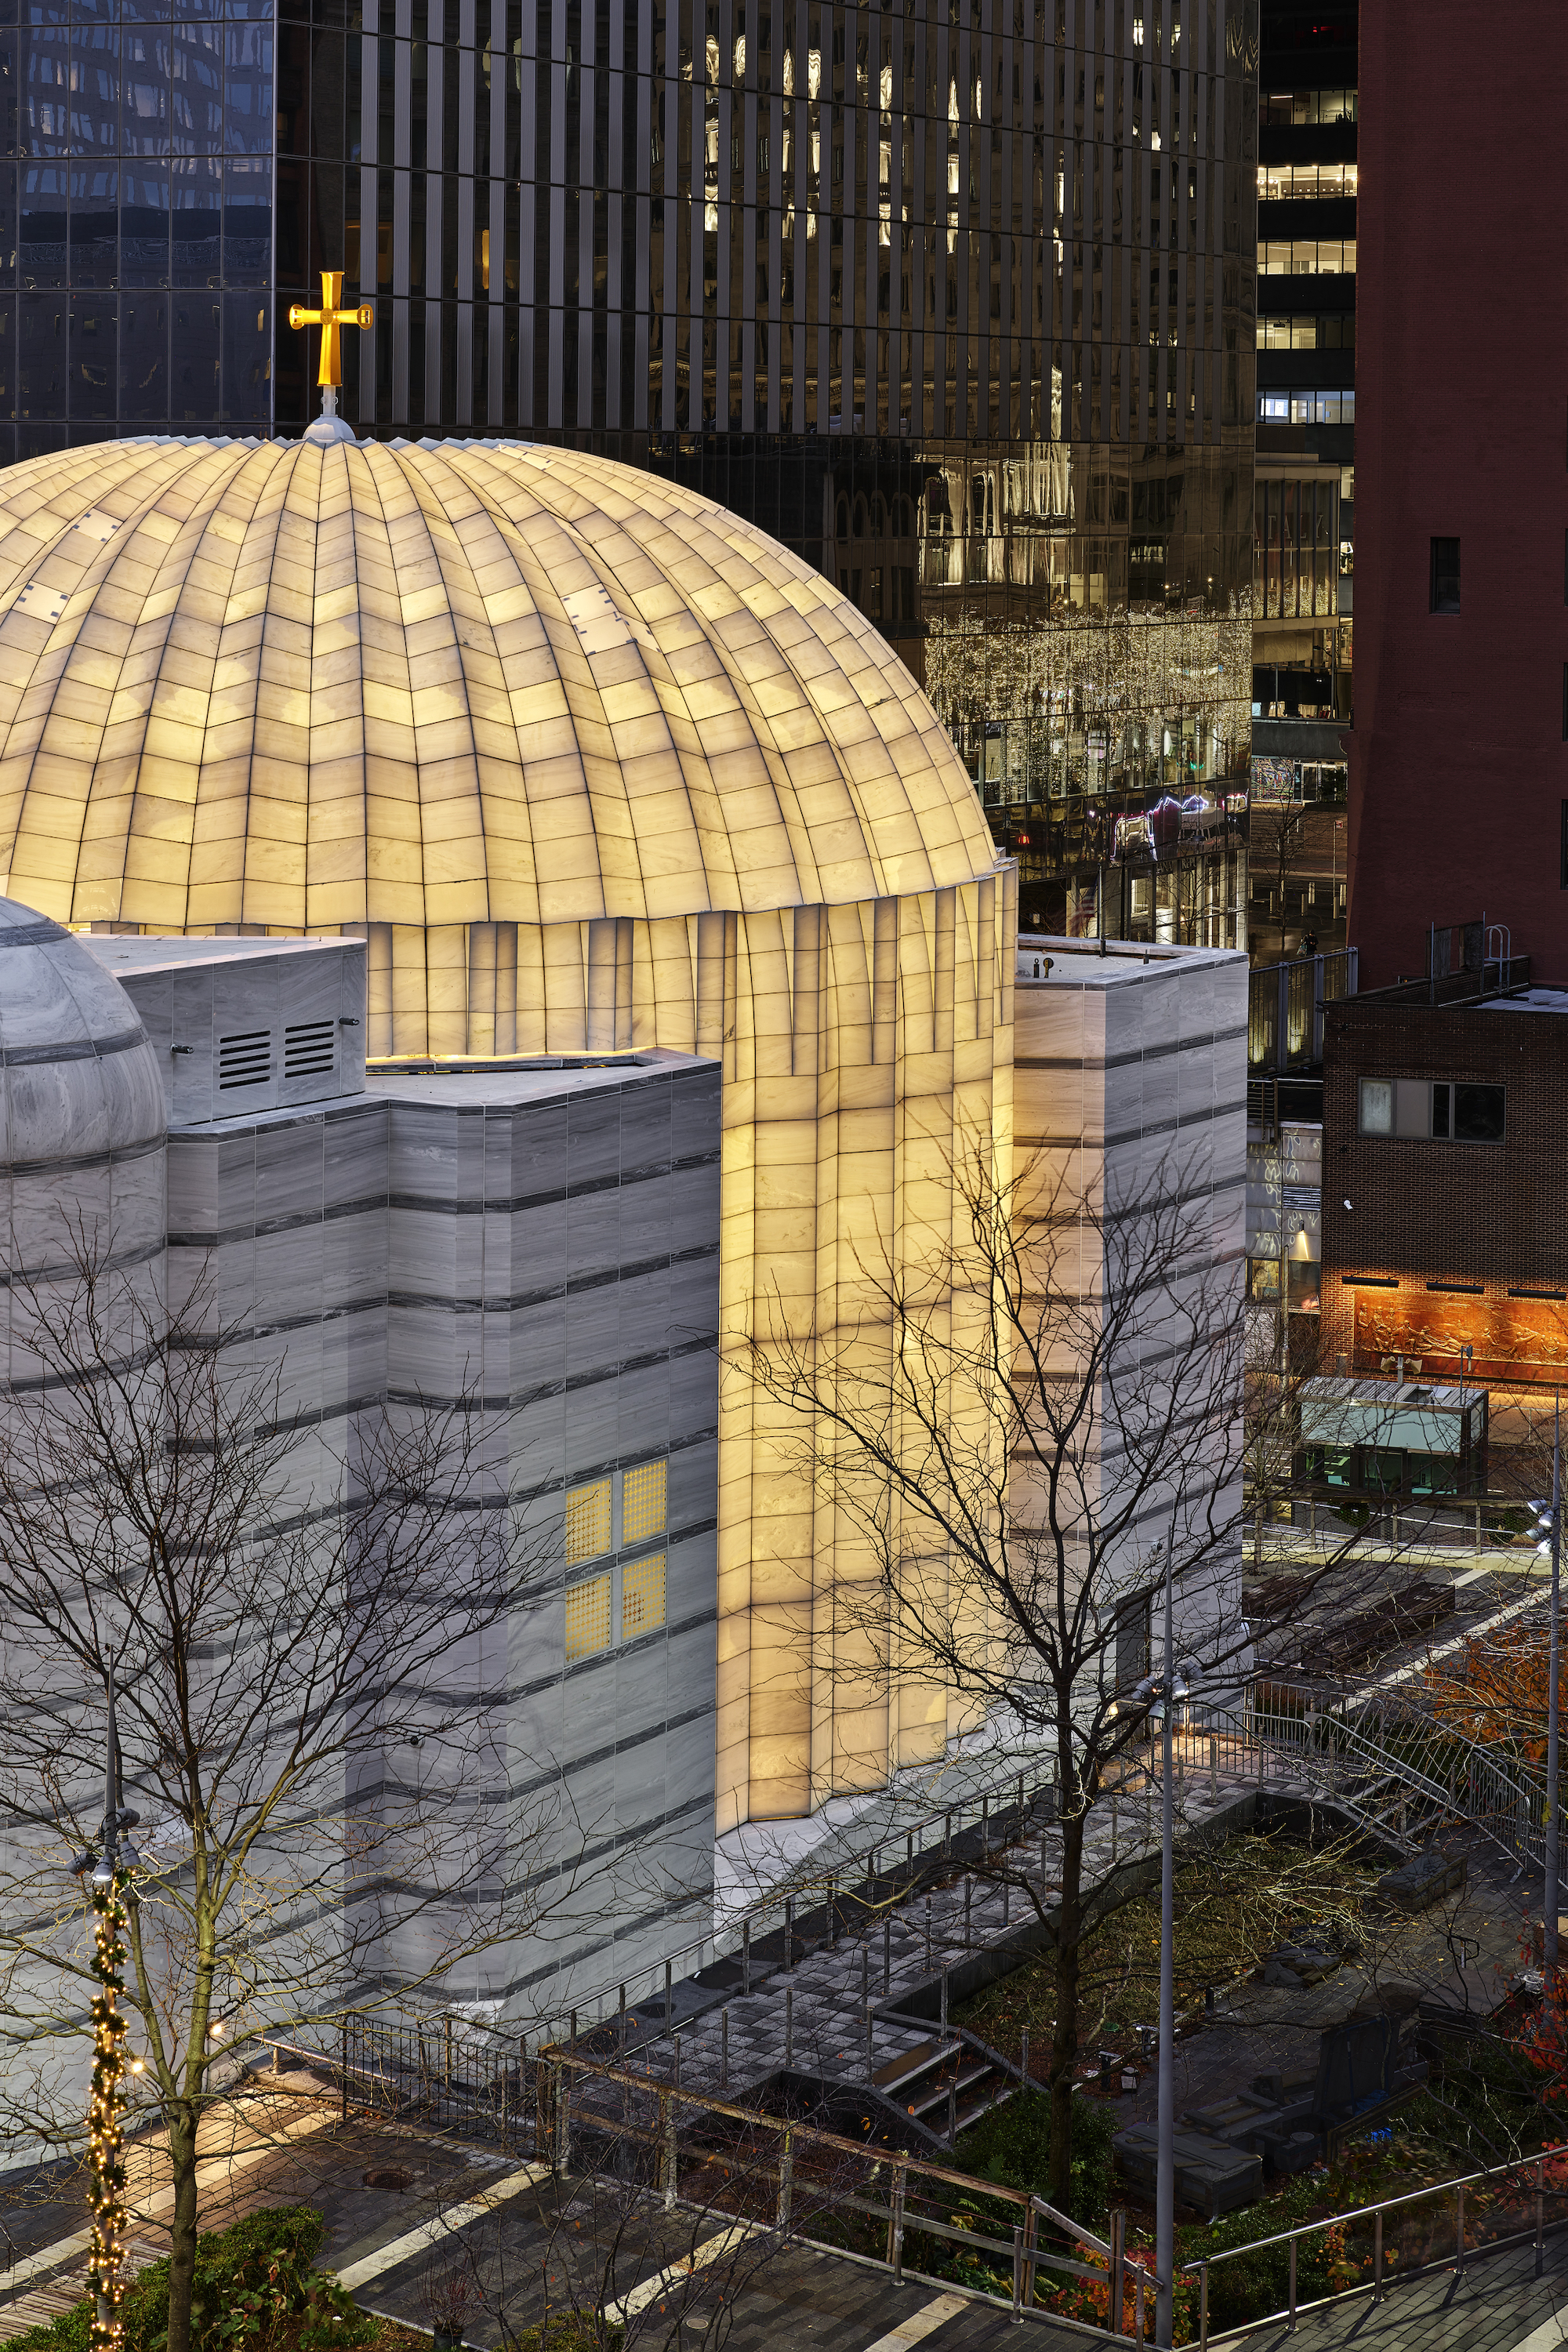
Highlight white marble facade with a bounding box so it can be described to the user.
[1010,935,1250,1692]
[68,929,723,2024]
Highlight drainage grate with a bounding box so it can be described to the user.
[218,1029,272,1089]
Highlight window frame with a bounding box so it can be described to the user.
[1357,1074,1504,1145]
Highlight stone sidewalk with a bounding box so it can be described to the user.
[612,1740,1380,2123]
[1210,2237,1568,2352]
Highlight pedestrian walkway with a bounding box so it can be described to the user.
[1203,2238,1568,2352]
[608,1743,1325,2129]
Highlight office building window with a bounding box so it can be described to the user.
[622,1459,667,1548]
[1258,240,1357,275]
[1257,315,1356,351]
[1260,89,1358,126]
[1359,1076,1504,1142]
[1258,392,1356,424]
[1258,163,1359,200]
[1429,539,1461,615]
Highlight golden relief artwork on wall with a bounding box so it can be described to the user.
[1354,1290,1568,1386]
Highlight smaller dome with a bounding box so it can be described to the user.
[0,899,165,1171]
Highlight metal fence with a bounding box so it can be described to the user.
[546,2048,1123,2323]
[543,1753,1064,2048]
[1211,1693,1550,1872]
[1248,949,1357,1074]
[1184,2143,1568,2347]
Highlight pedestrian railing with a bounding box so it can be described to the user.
[543,2047,1121,2322]
[1218,1693,1551,1871]
[1184,2142,1568,2347]
[535,1751,1065,2047]
[322,2027,1568,2350]
[1243,1493,1526,1552]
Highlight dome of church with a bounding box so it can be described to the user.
[0,434,996,935]
[0,432,1012,1830]
[0,895,163,1171]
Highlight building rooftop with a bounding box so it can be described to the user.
[1016,932,1247,989]
[79,935,348,973]
[1479,989,1568,1015]
[364,1048,715,1109]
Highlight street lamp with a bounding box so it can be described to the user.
[68,1662,141,2352]
[1530,1392,1562,1969]
[1133,1624,1194,2352]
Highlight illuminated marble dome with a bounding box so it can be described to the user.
[0,434,1014,1829]
[0,435,994,984]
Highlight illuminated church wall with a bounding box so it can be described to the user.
[0,431,1014,1834]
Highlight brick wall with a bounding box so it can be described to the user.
[1319,998,1568,1385]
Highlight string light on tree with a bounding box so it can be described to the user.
[70,1663,143,2352]
[86,1866,129,2352]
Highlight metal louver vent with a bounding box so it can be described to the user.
[217,1030,271,1089]
[284,1020,336,1080]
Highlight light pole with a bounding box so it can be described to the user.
[70,1663,142,2352]
[1134,1589,1191,2350]
[1546,1399,1562,1969]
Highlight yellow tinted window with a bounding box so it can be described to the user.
[622,1458,666,1546]
[564,1573,612,1663]
[564,1477,612,1564]
[622,1553,666,1642]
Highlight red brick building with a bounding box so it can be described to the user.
[1320,987,1568,1387]
[1348,3,1568,987]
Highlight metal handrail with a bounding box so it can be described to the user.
[1241,1693,1561,1872]
[1186,2143,1567,2267]
[1223,1691,1548,1870]
[543,1749,1065,2042]
[1184,2140,1568,2348]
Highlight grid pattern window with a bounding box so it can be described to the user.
[622,1552,666,1642]
[0,3,274,455]
[564,1476,612,1566]
[1258,164,1357,200]
[564,1571,612,1664]
[1260,89,1356,126]
[1358,1078,1504,1143]
[622,1458,666,1548]
[1259,240,1356,275]
[1258,392,1353,426]
[1254,476,1339,621]
[1257,315,1355,351]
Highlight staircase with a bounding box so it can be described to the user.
[0,2238,167,2343]
[873,2028,1021,2144]
[1234,1695,1548,1869]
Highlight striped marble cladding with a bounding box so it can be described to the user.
[164,1051,722,2019]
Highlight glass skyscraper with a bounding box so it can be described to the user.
[0,0,1257,943]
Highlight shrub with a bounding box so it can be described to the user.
[7,2209,355,2352]
[960,2089,1118,2226]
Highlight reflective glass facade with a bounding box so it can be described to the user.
[0,0,274,449]
[0,0,1258,946]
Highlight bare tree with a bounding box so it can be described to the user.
[0,1244,583,2352]
[1250,791,1312,960]
[739,1142,1374,2205]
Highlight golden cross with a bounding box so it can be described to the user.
[287,270,373,392]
